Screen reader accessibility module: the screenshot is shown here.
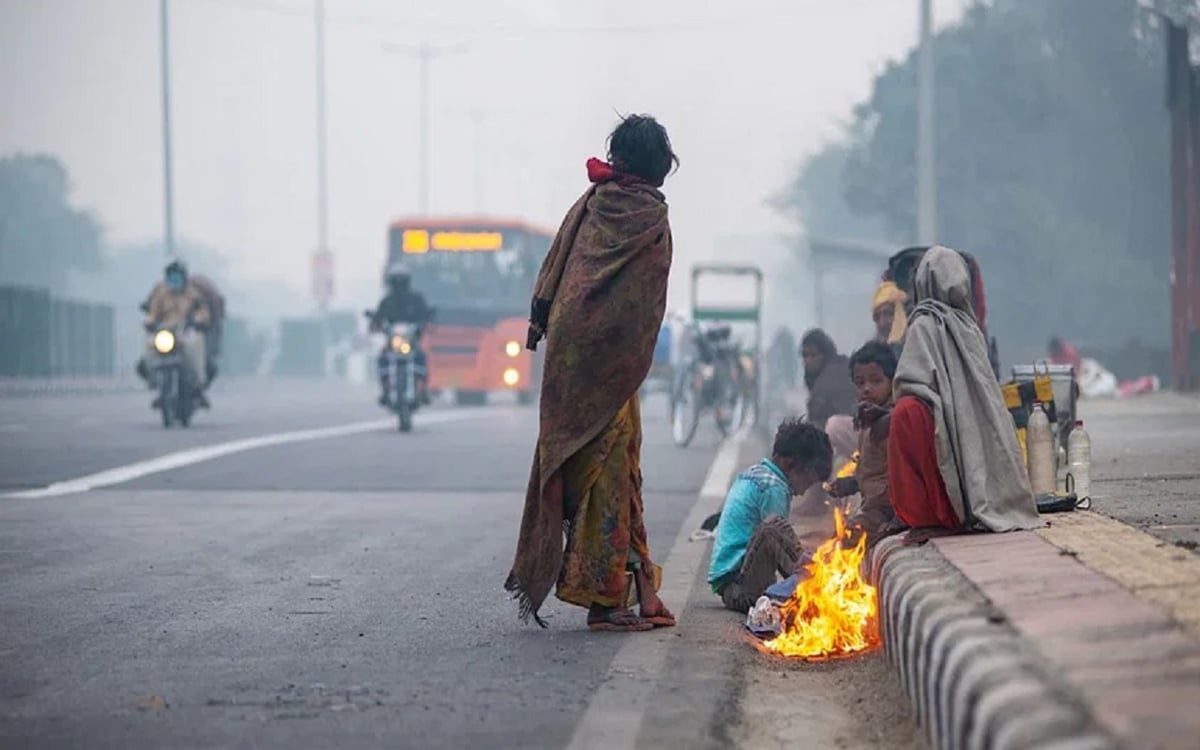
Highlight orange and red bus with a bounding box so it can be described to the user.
[386,217,553,405]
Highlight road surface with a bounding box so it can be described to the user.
[1082,393,1200,552]
[0,378,921,749]
[0,380,712,748]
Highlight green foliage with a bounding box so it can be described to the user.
[778,0,1174,347]
[771,140,890,243]
[0,153,104,292]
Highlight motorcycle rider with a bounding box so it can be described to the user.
[138,259,212,408]
[369,263,433,406]
[188,272,225,386]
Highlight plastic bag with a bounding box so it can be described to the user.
[745,596,782,636]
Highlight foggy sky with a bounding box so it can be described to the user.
[0,0,965,313]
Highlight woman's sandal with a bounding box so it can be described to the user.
[640,604,676,628]
[587,608,654,632]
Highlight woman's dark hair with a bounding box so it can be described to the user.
[800,328,837,358]
[849,340,899,380]
[772,418,833,482]
[607,114,679,187]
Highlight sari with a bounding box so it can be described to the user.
[505,158,673,626]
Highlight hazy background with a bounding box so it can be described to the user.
[1,0,965,325]
[2,0,1195,374]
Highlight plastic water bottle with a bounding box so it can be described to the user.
[1067,420,1091,502]
[1027,402,1056,495]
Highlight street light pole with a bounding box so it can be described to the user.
[159,0,176,258]
[916,0,937,245]
[315,0,328,256]
[383,42,469,215]
[418,44,431,214]
[469,108,483,213]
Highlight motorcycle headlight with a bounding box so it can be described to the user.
[153,329,176,354]
[391,335,411,354]
[505,340,521,358]
[700,364,715,379]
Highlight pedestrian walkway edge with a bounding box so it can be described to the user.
[564,424,759,750]
[869,536,1118,750]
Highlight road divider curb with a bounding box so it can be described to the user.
[873,512,1200,750]
[871,535,1114,750]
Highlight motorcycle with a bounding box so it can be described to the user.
[368,313,426,433]
[671,325,749,448]
[147,324,203,428]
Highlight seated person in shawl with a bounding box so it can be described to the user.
[827,342,905,546]
[795,328,856,516]
[888,246,1041,533]
[505,115,679,633]
[708,419,833,614]
[799,328,857,432]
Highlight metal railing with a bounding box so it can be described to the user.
[1,285,262,381]
[0,286,115,377]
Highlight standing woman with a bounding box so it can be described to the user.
[505,115,678,632]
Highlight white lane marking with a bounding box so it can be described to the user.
[565,424,750,750]
[1,408,507,500]
[700,429,745,501]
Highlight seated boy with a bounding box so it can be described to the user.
[828,341,904,544]
[708,419,833,613]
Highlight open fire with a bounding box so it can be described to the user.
[760,508,880,659]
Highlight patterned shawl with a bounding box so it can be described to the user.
[505,163,673,625]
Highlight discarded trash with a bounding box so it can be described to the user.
[133,694,169,712]
[745,596,782,637]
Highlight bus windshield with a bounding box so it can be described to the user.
[387,222,551,318]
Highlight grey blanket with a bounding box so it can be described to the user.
[894,246,1041,532]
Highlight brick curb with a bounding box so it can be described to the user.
[871,535,1118,750]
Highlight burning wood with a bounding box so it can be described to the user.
[760,508,880,659]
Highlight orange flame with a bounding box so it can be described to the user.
[762,508,879,659]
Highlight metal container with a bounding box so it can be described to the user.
[1012,361,1077,454]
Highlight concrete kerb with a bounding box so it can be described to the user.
[870,536,1119,750]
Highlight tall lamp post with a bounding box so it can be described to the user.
[159,0,176,258]
[382,42,469,215]
[916,0,937,245]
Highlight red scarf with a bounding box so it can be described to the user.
[586,157,653,187]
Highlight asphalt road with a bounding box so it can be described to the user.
[0,379,729,749]
[1081,392,1200,552]
[0,378,925,750]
